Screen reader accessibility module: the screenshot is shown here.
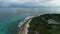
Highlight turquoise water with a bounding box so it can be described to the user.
[0,8,60,34]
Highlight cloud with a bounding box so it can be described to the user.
[49,0,60,5]
[0,0,60,7]
[2,0,39,3]
[0,0,40,7]
[39,0,60,7]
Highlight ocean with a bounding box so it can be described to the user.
[0,8,60,34]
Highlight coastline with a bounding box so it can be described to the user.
[18,18,32,34]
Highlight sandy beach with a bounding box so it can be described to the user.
[18,19,32,34]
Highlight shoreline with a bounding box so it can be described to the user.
[18,18,32,34]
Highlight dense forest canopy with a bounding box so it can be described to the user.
[28,14,60,34]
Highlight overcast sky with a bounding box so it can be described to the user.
[0,0,60,7]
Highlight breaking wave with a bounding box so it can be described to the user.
[18,16,33,28]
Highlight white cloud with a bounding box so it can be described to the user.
[7,0,39,3]
[49,0,60,5]
[0,0,60,7]
[39,0,60,6]
[0,0,40,7]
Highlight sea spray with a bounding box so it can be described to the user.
[18,16,33,27]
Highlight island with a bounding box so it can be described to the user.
[28,14,60,34]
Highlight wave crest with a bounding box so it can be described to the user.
[18,16,33,27]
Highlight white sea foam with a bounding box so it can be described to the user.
[18,16,33,27]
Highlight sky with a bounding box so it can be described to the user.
[0,0,60,7]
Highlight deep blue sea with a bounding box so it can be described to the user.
[0,8,60,34]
